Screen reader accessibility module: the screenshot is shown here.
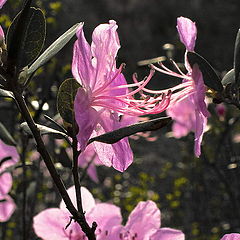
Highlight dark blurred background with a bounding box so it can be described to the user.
[1,0,240,239]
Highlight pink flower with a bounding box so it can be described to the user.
[73,20,193,171]
[33,185,122,240]
[216,103,226,120]
[221,234,240,240]
[0,0,6,9]
[0,140,19,198]
[33,186,184,240]
[0,140,19,222]
[0,195,16,222]
[152,17,209,157]
[106,200,185,240]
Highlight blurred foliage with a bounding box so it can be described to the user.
[0,0,240,240]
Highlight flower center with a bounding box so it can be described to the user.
[119,230,138,240]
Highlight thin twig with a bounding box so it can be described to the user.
[20,134,28,240]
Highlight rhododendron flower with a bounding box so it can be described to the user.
[0,140,19,222]
[109,200,185,240]
[221,234,240,240]
[73,20,193,171]
[0,0,6,9]
[152,16,210,157]
[34,186,184,240]
[0,195,16,222]
[33,185,122,240]
[0,140,19,198]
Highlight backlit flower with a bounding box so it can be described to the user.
[152,16,210,157]
[73,20,193,170]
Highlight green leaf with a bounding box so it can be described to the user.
[44,114,68,134]
[0,122,16,146]
[222,69,235,86]
[7,2,46,70]
[89,117,171,144]
[234,29,240,85]
[57,78,81,126]
[27,23,81,77]
[20,122,68,139]
[187,51,223,92]
[0,89,14,99]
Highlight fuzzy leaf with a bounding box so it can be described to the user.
[0,122,16,146]
[222,69,235,86]
[7,3,46,70]
[0,89,14,99]
[20,122,68,139]
[89,117,171,144]
[27,23,80,76]
[57,78,81,126]
[187,51,223,92]
[234,29,240,84]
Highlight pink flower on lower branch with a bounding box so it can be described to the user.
[109,200,184,240]
[221,234,240,240]
[33,185,122,240]
[33,186,184,240]
[73,20,193,171]
[152,17,209,157]
[0,140,19,222]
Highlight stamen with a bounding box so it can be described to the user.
[170,59,185,76]
[94,63,125,96]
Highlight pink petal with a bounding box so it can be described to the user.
[33,208,72,240]
[125,200,160,240]
[177,17,197,51]
[0,172,12,197]
[0,25,4,40]
[78,144,101,182]
[221,234,240,240]
[93,137,133,172]
[167,98,196,138]
[194,109,207,157]
[92,111,133,171]
[150,228,185,240]
[91,20,120,89]
[192,65,209,118]
[0,195,16,222]
[72,23,94,88]
[87,203,122,237]
[191,65,209,157]
[0,0,6,9]
[0,140,19,168]
[80,146,104,183]
[60,186,95,214]
[74,88,99,150]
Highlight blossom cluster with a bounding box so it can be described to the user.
[33,186,185,240]
[73,17,209,175]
